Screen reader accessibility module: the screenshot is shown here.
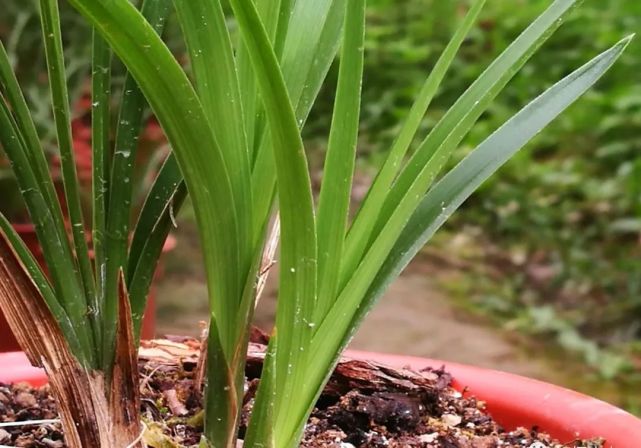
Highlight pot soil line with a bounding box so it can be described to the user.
[0,336,604,447]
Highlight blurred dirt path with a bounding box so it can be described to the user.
[250,271,550,380]
[155,227,550,380]
[348,274,550,379]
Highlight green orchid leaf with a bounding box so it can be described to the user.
[314,0,366,324]
[128,155,185,339]
[90,30,111,353]
[341,0,486,289]
[104,0,172,343]
[173,0,252,270]
[226,0,318,443]
[250,0,346,242]
[0,98,96,366]
[306,37,632,440]
[341,0,584,292]
[39,0,96,319]
[66,0,245,371]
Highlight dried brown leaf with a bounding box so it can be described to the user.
[0,231,143,447]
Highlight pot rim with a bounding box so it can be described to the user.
[346,350,641,448]
[0,350,639,447]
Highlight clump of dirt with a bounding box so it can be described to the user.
[0,338,604,447]
[297,360,598,447]
[0,382,63,447]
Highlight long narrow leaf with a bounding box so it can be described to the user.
[172,1,258,442]
[341,0,486,288]
[0,42,84,350]
[90,30,111,351]
[128,156,185,339]
[281,0,344,123]
[235,0,283,161]
[105,0,172,342]
[250,0,346,241]
[66,0,244,371]
[341,0,583,290]
[0,42,66,235]
[173,0,252,280]
[128,155,181,276]
[0,100,96,366]
[304,36,633,442]
[226,0,318,444]
[243,337,277,448]
[362,37,634,331]
[39,0,96,317]
[314,0,366,324]
[201,318,243,447]
[205,219,274,446]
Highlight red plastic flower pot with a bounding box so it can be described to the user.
[0,352,47,387]
[346,351,641,447]
[0,225,176,352]
[0,350,639,447]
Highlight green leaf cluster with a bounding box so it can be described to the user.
[0,0,631,446]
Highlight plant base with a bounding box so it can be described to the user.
[2,338,639,447]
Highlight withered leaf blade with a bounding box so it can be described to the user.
[0,226,100,447]
[0,226,69,367]
[109,270,144,447]
[0,231,144,447]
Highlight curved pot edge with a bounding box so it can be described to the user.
[0,351,47,387]
[0,350,639,447]
[346,350,641,448]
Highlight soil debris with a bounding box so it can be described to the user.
[0,338,605,447]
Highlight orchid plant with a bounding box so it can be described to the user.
[0,0,631,446]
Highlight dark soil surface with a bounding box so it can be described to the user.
[0,338,603,448]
